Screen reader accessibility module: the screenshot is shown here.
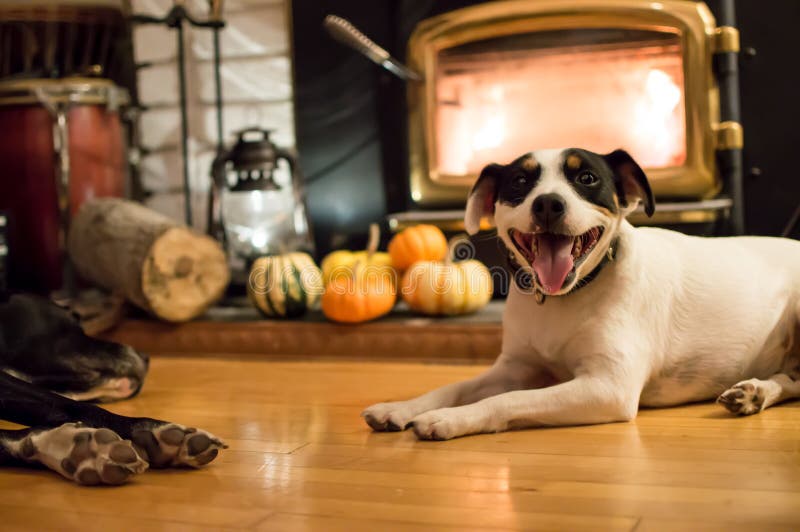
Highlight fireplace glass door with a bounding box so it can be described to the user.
[434,29,686,179]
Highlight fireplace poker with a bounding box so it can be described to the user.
[324,15,422,82]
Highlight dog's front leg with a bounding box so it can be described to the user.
[409,374,640,440]
[362,354,548,431]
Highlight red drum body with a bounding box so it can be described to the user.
[0,78,129,292]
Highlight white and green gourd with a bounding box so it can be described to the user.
[247,252,324,318]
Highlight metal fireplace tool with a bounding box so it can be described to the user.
[131,0,226,228]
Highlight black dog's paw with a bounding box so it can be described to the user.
[131,422,227,468]
[17,422,148,485]
[717,380,765,415]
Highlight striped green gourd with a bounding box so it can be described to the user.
[248,252,323,318]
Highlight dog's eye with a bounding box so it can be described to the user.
[577,172,598,186]
[513,175,528,187]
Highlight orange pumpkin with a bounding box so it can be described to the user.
[401,236,493,316]
[401,259,492,316]
[388,224,448,271]
[321,262,397,323]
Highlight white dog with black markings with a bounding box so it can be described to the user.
[363,148,800,440]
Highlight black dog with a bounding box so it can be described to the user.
[0,294,226,485]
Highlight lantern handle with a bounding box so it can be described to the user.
[274,146,298,186]
[235,127,273,142]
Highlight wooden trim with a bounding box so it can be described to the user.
[103,316,502,364]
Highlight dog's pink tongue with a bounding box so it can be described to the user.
[533,234,574,293]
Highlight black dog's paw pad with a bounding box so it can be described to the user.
[187,434,212,455]
[61,458,77,475]
[131,429,159,449]
[195,448,219,466]
[94,428,121,444]
[102,463,135,485]
[109,444,139,464]
[70,437,94,463]
[159,427,188,446]
[132,423,227,469]
[77,468,101,486]
[20,423,148,486]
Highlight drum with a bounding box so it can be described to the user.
[0,0,126,80]
[0,77,129,293]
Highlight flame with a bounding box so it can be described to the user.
[472,114,507,152]
[631,69,683,167]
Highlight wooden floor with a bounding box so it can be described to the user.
[2,357,800,531]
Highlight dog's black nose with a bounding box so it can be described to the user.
[532,193,566,227]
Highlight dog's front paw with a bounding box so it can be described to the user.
[409,408,474,441]
[131,422,227,468]
[717,380,765,415]
[361,402,420,432]
[18,423,148,486]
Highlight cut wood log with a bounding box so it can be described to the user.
[67,198,229,322]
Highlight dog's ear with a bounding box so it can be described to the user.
[604,149,655,217]
[465,163,502,235]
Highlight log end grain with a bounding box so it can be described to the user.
[141,227,230,322]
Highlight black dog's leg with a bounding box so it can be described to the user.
[0,372,226,475]
[0,369,126,428]
[0,424,148,485]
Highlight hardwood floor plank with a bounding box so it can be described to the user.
[0,505,222,532]
[255,497,638,531]
[254,513,473,532]
[634,518,798,532]
[0,484,273,528]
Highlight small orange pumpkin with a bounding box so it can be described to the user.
[401,236,492,316]
[388,224,448,271]
[321,260,397,324]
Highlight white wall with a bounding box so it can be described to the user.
[131,0,294,230]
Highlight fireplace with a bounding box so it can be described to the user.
[401,0,742,228]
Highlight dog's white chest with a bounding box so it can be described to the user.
[502,287,617,380]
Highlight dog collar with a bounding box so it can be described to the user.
[533,237,619,305]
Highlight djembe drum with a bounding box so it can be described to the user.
[0,78,130,292]
[0,0,132,293]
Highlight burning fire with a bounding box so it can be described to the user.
[436,39,686,177]
[633,69,683,166]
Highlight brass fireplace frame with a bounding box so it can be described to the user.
[406,0,726,208]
